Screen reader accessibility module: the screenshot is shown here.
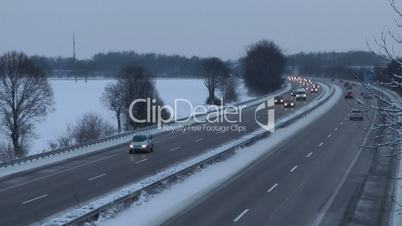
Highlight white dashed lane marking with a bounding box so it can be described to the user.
[267,183,278,193]
[234,209,249,222]
[88,173,107,181]
[135,159,148,164]
[22,194,48,205]
[169,147,180,152]
[290,165,298,173]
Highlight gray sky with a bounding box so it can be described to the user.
[0,0,396,59]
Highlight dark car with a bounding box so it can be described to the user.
[310,87,318,93]
[345,91,353,99]
[284,100,295,108]
[274,96,284,105]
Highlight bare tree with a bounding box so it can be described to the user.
[202,57,229,105]
[51,113,115,149]
[72,113,115,144]
[362,0,402,154]
[101,82,124,132]
[222,74,239,103]
[0,51,54,157]
[118,65,169,130]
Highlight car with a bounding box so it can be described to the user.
[284,100,295,108]
[129,133,154,153]
[295,88,307,101]
[290,90,297,96]
[344,81,350,87]
[310,87,318,93]
[345,91,353,99]
[349,109,363,121]
[274,96,284,105]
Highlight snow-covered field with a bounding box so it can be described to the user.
[21,78,254,155]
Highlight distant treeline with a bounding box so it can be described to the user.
[287,51,388,80]
[30,52,205,78]
[30,50,387,78]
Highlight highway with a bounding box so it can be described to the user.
[0,82,324,226]
[163,83,377,226]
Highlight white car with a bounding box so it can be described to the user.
[129,133,154,153]
[295,89,307,101]
[349,109,363,121]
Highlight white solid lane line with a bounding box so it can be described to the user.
[267,183,278,193]
[327,134,332,138]
[233,209,249,222]
[195,138,203,143]
[88,173,107,181]
[318,142,324,147]
[290,165,298,173]
[135,159,148,164]
[340,121,344,125]
[306,152,313,158]
[22,194,48,205]
[168,147,180,152]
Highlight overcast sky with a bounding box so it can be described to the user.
[0,0,396,59]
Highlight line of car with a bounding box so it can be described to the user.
[274,76,321,108]
[340,81,366,121]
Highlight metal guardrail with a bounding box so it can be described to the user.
[64,82,334,226]
[0,83,291,170]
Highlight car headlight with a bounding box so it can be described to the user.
[291,103,294,105]
[142,144,147,148]
[129,144,133,148]
[303,94,306,97]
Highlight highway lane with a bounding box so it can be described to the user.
[163,84,376,226]
[0,83,324,226]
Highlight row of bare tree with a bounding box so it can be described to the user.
[0,39,287,160]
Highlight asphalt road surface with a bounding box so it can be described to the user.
[0,82,324,226]
[163,83,377,226]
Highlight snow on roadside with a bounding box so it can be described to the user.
[96,84,341,226]
[368,85,402,226]
[40,83,340,226]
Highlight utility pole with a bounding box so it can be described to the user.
[73,32,76,62]
[73,32,78,82]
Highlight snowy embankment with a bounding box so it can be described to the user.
[0,82,290,179]
[41,83,340,226]
[368,85,402,226]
